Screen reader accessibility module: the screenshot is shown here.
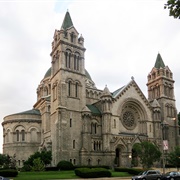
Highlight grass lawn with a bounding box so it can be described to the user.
[10,170,131,180]
[13,171,78,180]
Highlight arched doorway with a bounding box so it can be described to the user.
[115,144,126,167]
[115,148,121,166]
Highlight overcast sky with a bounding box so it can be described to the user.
[0,0,180,153]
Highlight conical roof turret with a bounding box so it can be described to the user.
[154,53,165,69]
[61,11,74,30]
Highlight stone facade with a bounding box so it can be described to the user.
[2,11,179,168]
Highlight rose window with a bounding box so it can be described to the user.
[122,111,135,128]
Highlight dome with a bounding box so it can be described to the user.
[44,67,51,78]
[85,69,92,81]
[14,109,41,115]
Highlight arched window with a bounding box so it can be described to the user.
[70,118,72,127]
[65,52,68,67]
[73,159,76,165]
[21,130,25,141]
[114,119,116,128]
[94,123,97,134]
[94,141,96,151]
[71,33,74,43]
[68,81,71,96]
[68,53,71,68]
[74,55,77,70]
[16,130,19,141]
[73,140,75,149]
[77,56,80,71]
[75,82,78,97]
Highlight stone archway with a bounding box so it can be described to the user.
[115,144,127,167]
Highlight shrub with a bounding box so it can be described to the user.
[21,164,31,172]
[57,160,74,170]
[31,157,45,171]
[74,167,111,178]
[0,169,18,177]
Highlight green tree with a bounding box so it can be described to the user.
[164,0,180,19]
[0,154,11,168]
[178,112,180,126]
[167,146,180,170]
[133,141,161,168]
[24,150,52,167]
[31,157,45,171]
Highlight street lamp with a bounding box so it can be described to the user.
[128,153,132,168]
[161,120,169,175]
[161,118,176,174]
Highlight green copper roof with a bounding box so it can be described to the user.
[86,105,101,116]
[14,109,40,115]
[154,53,165,69]
[112,86,125,97]
[61,11,73,30]
[85,69,92,81]
[44,67,51,78]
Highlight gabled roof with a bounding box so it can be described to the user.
[151,99,160,108]
[61,11,74,30]
[154,53,165,69]
[112,86,125,98]
[86,104,101,116]
[112,78,151,109]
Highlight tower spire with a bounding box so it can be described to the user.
[154,53,165,69]
[61,11,74,30]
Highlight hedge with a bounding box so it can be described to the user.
[74,167,112,178]
[0,169,18,177]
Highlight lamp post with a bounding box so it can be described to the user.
[128,153,132,168]
[161,120,168,175]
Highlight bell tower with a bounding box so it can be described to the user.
[50,11,86,165]
[147,53,179,149]
[147,53,176,117]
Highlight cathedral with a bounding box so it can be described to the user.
[2,11,179,168]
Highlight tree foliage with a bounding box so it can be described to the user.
[0,154,17,169]
[0,154,11,168]
[133,141,161,168]
[31,158,45,171]
[167,146,180,170]
[164,0,180,19]
[178,112,180,126]
[24,150,52,167]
